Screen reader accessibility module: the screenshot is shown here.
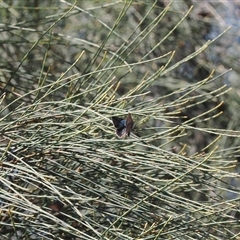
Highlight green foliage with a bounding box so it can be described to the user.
[0,1,240,239]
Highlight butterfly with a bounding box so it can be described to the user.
[112,113,134,138]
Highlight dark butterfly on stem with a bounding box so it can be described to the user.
[112,113,134,138]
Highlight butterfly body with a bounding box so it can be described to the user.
[112,113,134,138]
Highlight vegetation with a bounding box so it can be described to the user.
[0,1,239,239]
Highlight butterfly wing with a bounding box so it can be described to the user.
[112,117,127,138]
[125,113,134,136]
[112,117,125,128]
